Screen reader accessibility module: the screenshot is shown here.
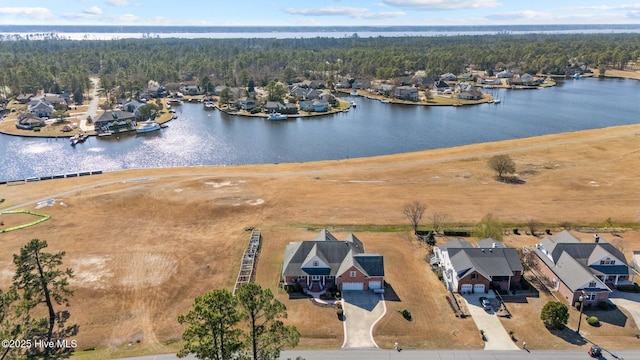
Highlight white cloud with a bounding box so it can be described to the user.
[486,10,553,21]
[84,6,103,15]
[0,7,54,20]
[382,0,500,10]
[106,0,131,6]
[285,6,404,19]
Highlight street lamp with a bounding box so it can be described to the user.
[576,291,586,335]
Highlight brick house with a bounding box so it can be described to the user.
[532,230,637,306]
[282,229,384,293]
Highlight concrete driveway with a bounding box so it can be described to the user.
[462,291,520,350]
[610,291,640,330]
[341,290,386,348]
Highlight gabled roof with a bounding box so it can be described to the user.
[438,238,474,251]
[477,238,506,249]
[448,248,523,281]
[282,230,381,278]
[94,110,135,123]
[534,247,610,292]
[313,228,338,241]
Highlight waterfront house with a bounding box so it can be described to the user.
[235,97,256,111]
[394,86,419,101]
[532,231,638,306]
[433,79,451,93]
[458,89,483,100]
[289,86,320,100]
[265,101,286,113]
[123,100,145,118]
[497,69,514,78]
[299,100,329,112]
[335,77,351,89]
[282,229,384,293]
[15,113,46,130]
[352,78,371,90]
[94,110,136,132]
[180,85,202,96]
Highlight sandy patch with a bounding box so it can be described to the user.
[114,253,178,290]
[246,199,265,206]
[204,179,246,188]
[69,255,113,290]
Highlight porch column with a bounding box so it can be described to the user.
[322,276,325,286]
[307,277,310,287]
[614,275,619,286]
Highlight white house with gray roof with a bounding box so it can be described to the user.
[282,229,384,293]
[532,230,637,306]
[433,238,523,294]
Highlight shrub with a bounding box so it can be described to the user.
[597,301,610,310]
[401,309,412,321]
[587,316,600,326]
[574,301,582,309]
[540,301,569,330]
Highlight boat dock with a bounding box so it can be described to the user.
[233,228,262,295]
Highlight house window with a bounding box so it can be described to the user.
[313,261,319,266]
[298,276,305,280]
[588,281,596,288]
[587,293,596,301]
[470,273,477,280]
[350,271,357,278]
[312,275,320,281]
[327,275,334,279]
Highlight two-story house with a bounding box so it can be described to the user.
[282,229,384,293]
[532,230,637,306]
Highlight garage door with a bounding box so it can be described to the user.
[460,284,473,294]
[342,282,364,291]
[473,284,485,293]
[369,281,382,289]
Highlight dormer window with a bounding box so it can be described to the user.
[589,281,596,288]
[600,257,614,265]
[313,261,319,267]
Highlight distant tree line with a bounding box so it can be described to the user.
[1,33,639,98]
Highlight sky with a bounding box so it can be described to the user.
[0,0,639,27]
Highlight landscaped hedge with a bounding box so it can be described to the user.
[587,316,600,326]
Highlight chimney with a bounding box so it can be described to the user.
[594,234,600,243]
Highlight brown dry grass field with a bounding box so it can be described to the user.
[2,101,640,357]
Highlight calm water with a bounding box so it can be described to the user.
[0,78,638,181]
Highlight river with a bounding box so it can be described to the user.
[0,77,638,182]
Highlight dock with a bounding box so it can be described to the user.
[233,229,262,295]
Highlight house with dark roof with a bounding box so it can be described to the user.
[532,230,637,306]
[16,113,46,130]
[433,238,523,293]
[394,86,419,101]
[93,110,136,133]
[282,229,384,293]
[27,99,54,118]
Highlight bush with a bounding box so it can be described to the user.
[401,309,412,321]
[616,284,640,293]
[540,301,569,330]
[574,301,582,309]
[587,316,600,326]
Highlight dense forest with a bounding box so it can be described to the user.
[1,33,639,100]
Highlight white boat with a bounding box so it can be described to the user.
[268,112,287,121]
[572,73,583,79]
[380,99,390,103]
[350,101,357,107]
[136,119,161,134]
[493,98,501,104]
[204,101,215,110]
[350,91,359,96]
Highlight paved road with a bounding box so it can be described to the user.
[341,291,386,348]
[79,77,99,132]
[463,291,520,350]
[118,349,639,360]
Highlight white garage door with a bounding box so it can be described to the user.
[473,284,485,293]
[342,282,364,291]
[369,281,382,289]
[460,284,473,294]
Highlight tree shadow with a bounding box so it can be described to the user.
[497,176,526,184]
[547,326,588,346]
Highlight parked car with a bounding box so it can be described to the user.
[480,297,492,311]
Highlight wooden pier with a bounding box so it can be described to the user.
[233,229,261,295]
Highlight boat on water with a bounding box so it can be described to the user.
[380,99,390,103]
[204,101,215,110]
[350,101,357,107]
[267,112,287,121]
[493,98,501,104]
[350,91,359,96]
[136,119,161,134]
[69,131,88,146]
